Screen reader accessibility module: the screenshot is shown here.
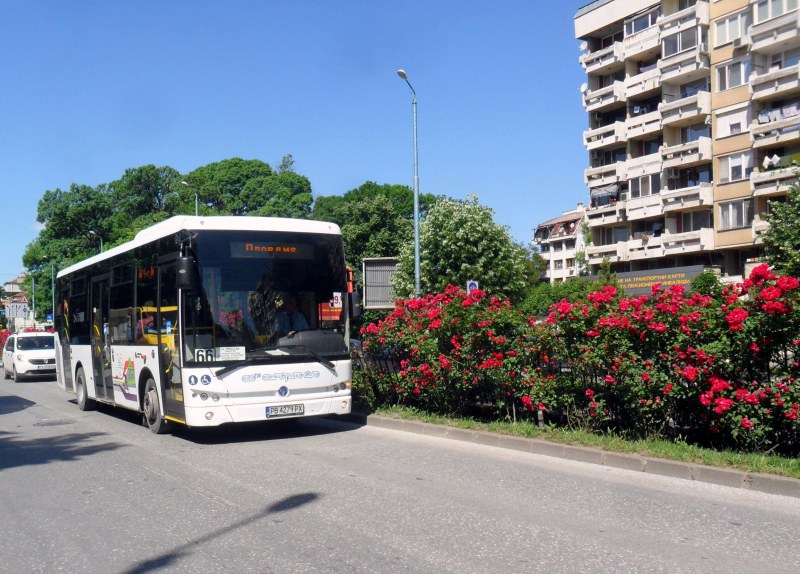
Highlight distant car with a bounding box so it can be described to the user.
[3,332,56,382]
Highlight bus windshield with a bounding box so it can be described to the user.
[182,230,348,365]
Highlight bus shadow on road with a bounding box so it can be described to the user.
[172,415,365,445]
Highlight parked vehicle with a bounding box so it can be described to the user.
[3,332,57,381]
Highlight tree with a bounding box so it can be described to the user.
[312,181,435,225]
[185,158,275,215]
[108,165,183,244]
[762,180,800,277]
[338,196,413,280]
[391,195,528,302]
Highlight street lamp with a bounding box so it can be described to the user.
[397,68,421,298]
[88,230,103,253]
[182,180,198,216]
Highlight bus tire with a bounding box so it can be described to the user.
[76,367,96,411]
[142,378,168,434]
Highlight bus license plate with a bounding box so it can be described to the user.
[266,404,304,418]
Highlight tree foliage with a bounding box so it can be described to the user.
[762,180,800,278]
[21,155,314,322]
[391,195,528,302]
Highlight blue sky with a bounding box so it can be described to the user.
[0,0,588,282]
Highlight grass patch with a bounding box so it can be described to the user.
[371,406,800,480]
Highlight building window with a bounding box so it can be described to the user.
[716,59,751,91]
[719,199,754,230]
[554,260,564,270]
[719,152,753,183]
[630,173,662,198]
[663,28,698,57]
[680,78,710,98]
[715,11,751,46]
[680,210,712,232]
[755,0,798,24]
[681,122,710,142]
[770,47,800,71]
[624,7,661,37]
[717,107,751,138]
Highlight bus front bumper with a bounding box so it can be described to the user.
[183,395,352,427]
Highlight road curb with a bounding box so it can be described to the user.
[342,413,800,499]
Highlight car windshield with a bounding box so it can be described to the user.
[17,335,55,350]
[182,229,349,365]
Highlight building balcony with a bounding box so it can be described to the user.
[661,137,713,169]
[584,121,626,150]
[548,266,581,282]
[587,242,622,265]
[749,64,800,101]
[626,110,662,140]
[658,0,710,32]
[580,41,625,75]
[625,67,661,99]
[626,152,662,180]
[749,10,800,54]
[751,165,800,197]
[585,161,627,187]
[586,201,624,228]
[623,193,663,222]
[752,217,770,236]
[752,113,800,148]
[661,227,714,256]
[658,44,709,83]
[661,182,713,212]
[659,91,711,127]
[622,24,660,60]
[584,81,626,112]
[627,228,713,261]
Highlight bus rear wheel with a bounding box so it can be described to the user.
[143,378,168,434]
[75,368,96,411]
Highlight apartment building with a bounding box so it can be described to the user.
[574,0,799,280]
[533,204,587,282]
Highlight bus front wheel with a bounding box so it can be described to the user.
[75,368,96,411]
[143,378,168,434]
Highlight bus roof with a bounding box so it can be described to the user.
[57,215,342,278]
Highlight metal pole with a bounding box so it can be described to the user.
[31,275,35,328]
[51,263,55,326]
[397,69,421,298]
[195,192,199,216]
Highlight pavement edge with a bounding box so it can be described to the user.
[342,413,800,499]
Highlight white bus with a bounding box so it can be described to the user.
[55,215,359,433]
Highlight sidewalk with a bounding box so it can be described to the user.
[343,413,800,499]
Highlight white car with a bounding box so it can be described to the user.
[3,332,56,382]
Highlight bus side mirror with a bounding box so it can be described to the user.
[348,292,362,318]
[176,256,200,290]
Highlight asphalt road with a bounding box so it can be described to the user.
[1,377,799,574]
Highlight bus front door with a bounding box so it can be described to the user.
[91,277,114,402]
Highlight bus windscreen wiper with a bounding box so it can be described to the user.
[279,344,337,374]
[215,353,278,378]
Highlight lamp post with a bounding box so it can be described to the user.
[182,180,198,216]
[397,68,421,298]
[88,230,103,253]
[50,262,55,326]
